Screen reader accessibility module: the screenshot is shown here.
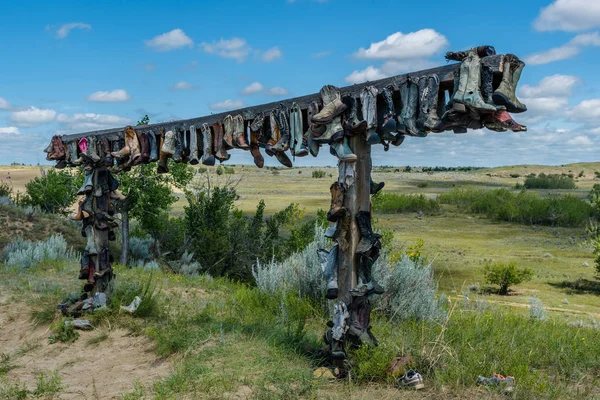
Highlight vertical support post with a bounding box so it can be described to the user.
[337,135,371,305]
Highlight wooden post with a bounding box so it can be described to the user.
[337,135,372,305]
[120,209,129,265]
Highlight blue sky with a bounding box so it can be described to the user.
[1,0,599,167]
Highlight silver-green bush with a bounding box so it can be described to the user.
[3,235,79,270]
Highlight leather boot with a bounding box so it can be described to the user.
[73,138,88,166]
[67,141,79,166]
[223,114,235,149]
[360,86,379,145]
[330,301,349,359]
[77,170,94,195]
[147,130,159,162]
[212,121,230,162]
[43,138,54,159]
[161,130,176,155]
[141,132,151,160]
[112,126,134,158]
[453,51,496,114]
[317,244,339,300]
[201,123,216,166]
[379,85,397,140]
[45,136,65,161]
[445,45,496,61]
[314,114,343,144]
[172,127,183,163]
[189,125,200,165]
[327,182,346,222]
[71,197,90,221]
[399,78,426,137]
[484,110,527,132]
[444,70,468,134]
[343,95,367,135]
[329,137,357,162]
[347,295,377,346]
[290,103,308,157]
[85,136,101,163]
[312,85,347,124]
[272,105,291,152]
[157,129,170,174]
[265,112,280,156]
[305,102,320,157]
[233,114,250,150]
[250,114,265,168]
[79,253,91,280]
[370,179,384,195]
[493,55,527,113]
[355,211,382,255]
[481,63,504,110]
[84,224,98,255]
[358,251,384,295]
[416,75,442,132]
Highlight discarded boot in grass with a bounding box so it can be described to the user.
[212,121,230,162]
[397,369,425,390]
[355,210,382,255]
[327,182,346,222]
[312,85,346,124]
[493,54,527,113]
[232,114,250,150]
[370,179,384,195]
[223,115,235,150]
[272,105,291,152]
[416,75,441,132]
[317,244,339,299]
[201,123,216,166]
[452,51,496,114]
[329,137,357,162]
[342,95,367,135]
[360,86,380,144]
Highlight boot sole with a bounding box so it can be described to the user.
[492,93,526,113]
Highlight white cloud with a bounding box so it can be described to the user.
[172,81,194,90]
[567,135,593,146]
[56,22,91,39]
[345,66,387,84]
[241,82,264,95]
[518,74,580,97]
[262,47,282,62]
[534,0,600,32]
[267,87,288,96]
[354,29,448,60]
[381,59,437,75]
[201,38,251,62]
[145,29,193,52]
[56,113,132,131]
[0,97,10,109]
[312,50,332,58]
[525,32,600,65]
[565,98,600,121]
[10,107,56,127]
[87,89,131,102]
[0,127,20,135]
[209,99,244,111]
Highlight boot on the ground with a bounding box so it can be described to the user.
[360,86,380,144]
[272,105,291,152]
[290,103,308,157]
[370,179,385,195]
[416,75,442,132]
[329,137,357,162]
[189,125,200,165]
[312,85,347,124]
[201,123,216,166]
[223,115,235,149]
[453,51,496,114]
[233,114,250,150]
[356,210,382,255]
[343,95,367,135]
[147,130,159,162]
[212,121,230,162]
[379,85,397,141]
[327,182,346,222]
[492,54,527,113]
[305,102,320,157]
[317,243,339,299]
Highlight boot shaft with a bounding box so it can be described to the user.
[189,125,199,165]
[233,114,250,149]
[147,130,159,162]
[223,114,235,149]
[212,121,230,162]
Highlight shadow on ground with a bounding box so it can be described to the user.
[549,278,600,295]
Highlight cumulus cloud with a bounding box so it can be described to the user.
[534,0,600,32]
[241,82,264,95]
[525,32,600,65]
[345,66,387,84]
[87,89,131,102]
[10,107,56,127]
[565,98,600,121]
[567,135,593,146]
[354,29,448,60]
[0,97,10,109]
[56,113,132,131]
[171,81,195,90]
[201,38,251,62]
[519,74,580,97]
[267,87,288,96]
[262,47,282,62]
[55,22,91,39]
[209,99,244,111]
[0,127,20,135]
[145,29,193,52]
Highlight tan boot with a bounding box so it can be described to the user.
[112,126,134,158]
[327,182,347,222]
[212,121,230,162]
[312,85,347,124]
[71,198,90,221]
[250,129,264,168]
[222,114,235,149]
[233,114,250,149]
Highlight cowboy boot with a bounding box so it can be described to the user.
[330,137,357,162]
[43,137,54,160]
[360,86,379,145]
[67,141,79,166]
[327,182,346,222]
[79,253,91,280]
[493,55,527,113]
[232,114,250,150]
[200,123,216,166]
[272,105,291,152]
[379,85,397,141]
[46,136,63,161]
[100,139,113,167]
[172,127,183,163]
[265,112,280,156]
[480,63,504,110]
[250,131,264,168]
[314,114,343,144]
[370,179,384,195]
[147,130,159,162]
[416,75,442,132]
[161,130,176,155]
[77,170,94,195]
[71,197,90,221]
[399,79,423,137]
[290,103,308,157]
[484,110,527,132]
[223,114,235,149]
[86,136,102,163]
[212,121,230,162]
[189,125,200,165]
[343,95,367,135]
[72,137,87,165]
[355,211,382,255]
[454,52,496,114]
[348,295,377,346]
[138,132,150,162]
[317,244,339,299]
[358,251,384,295]
[330,301,349,359]
[312,85,347,124]
[445,45,496,61]
[305,102,320,157]
[157,129,170,174]
[275,151,293,168]
[84,224,98,255]
[112,126,133,158]
[438,70,467,134]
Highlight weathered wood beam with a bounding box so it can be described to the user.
[61,54,504,143]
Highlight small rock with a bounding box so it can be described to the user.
[66,319,94,330]
[563,298,569,304]
[313,367,335,380]
[543,253,553,259]
[583,262,590,267]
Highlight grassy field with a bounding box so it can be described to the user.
[1,162,600,398]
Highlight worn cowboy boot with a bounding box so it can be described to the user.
[272,105,291,152]
[112,126,134,158]
[66,141,79,166]
[379,85,397,141]
[445,45,496,62]
[480,63,504,110]
[314,114,344,144]
[330,137,357,162]
[328,182,346,222]
[172,127,183,163]
[84,224,98,255]
[343,95,367,135]
[370,179,385,195]
[79,254,91,280]
[250,131,264,168]
[45,136,64,161]
[189,125,200,165]
[71,197,90,221]
[415,75,441,132]
[399,79,424,137]
[232,114,250,150]
[85,136,101,164]
[453,51,496,114]
[360,86,379,144]
[265,112,279,156]
[147,130,159,162]
[223,114,235,150]
[212,121,230,162]
[358,251,385,295]
[305,102,320,157]
[290,103,308,157]
[99,138,112,167]
[200,123,216,166]
[161,130,176,156]
[347,295,377,346]
[493,55,527,113]
[484,110,527,132]
[43,137,54,160]
[312,85,347,124]
[318,244,339,299]
[356,211,382,255]
[330,301,349,359]
[138,132,150,162]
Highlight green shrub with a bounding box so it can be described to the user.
[0,181,12,198]
[223,166,234,175]
[523,173,577,189]
[216,165,224,175]
[372,193,439,214]
[312,170,326,178]
[48,318,80,343]
[21,169,81,214]
[579,170,585,178]
[510,173,520,178]
[484,261,533,295]
[416,182,428,188]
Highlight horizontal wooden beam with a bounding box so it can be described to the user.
[60,54,504,143]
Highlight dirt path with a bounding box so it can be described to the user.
[0,300,172,399]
